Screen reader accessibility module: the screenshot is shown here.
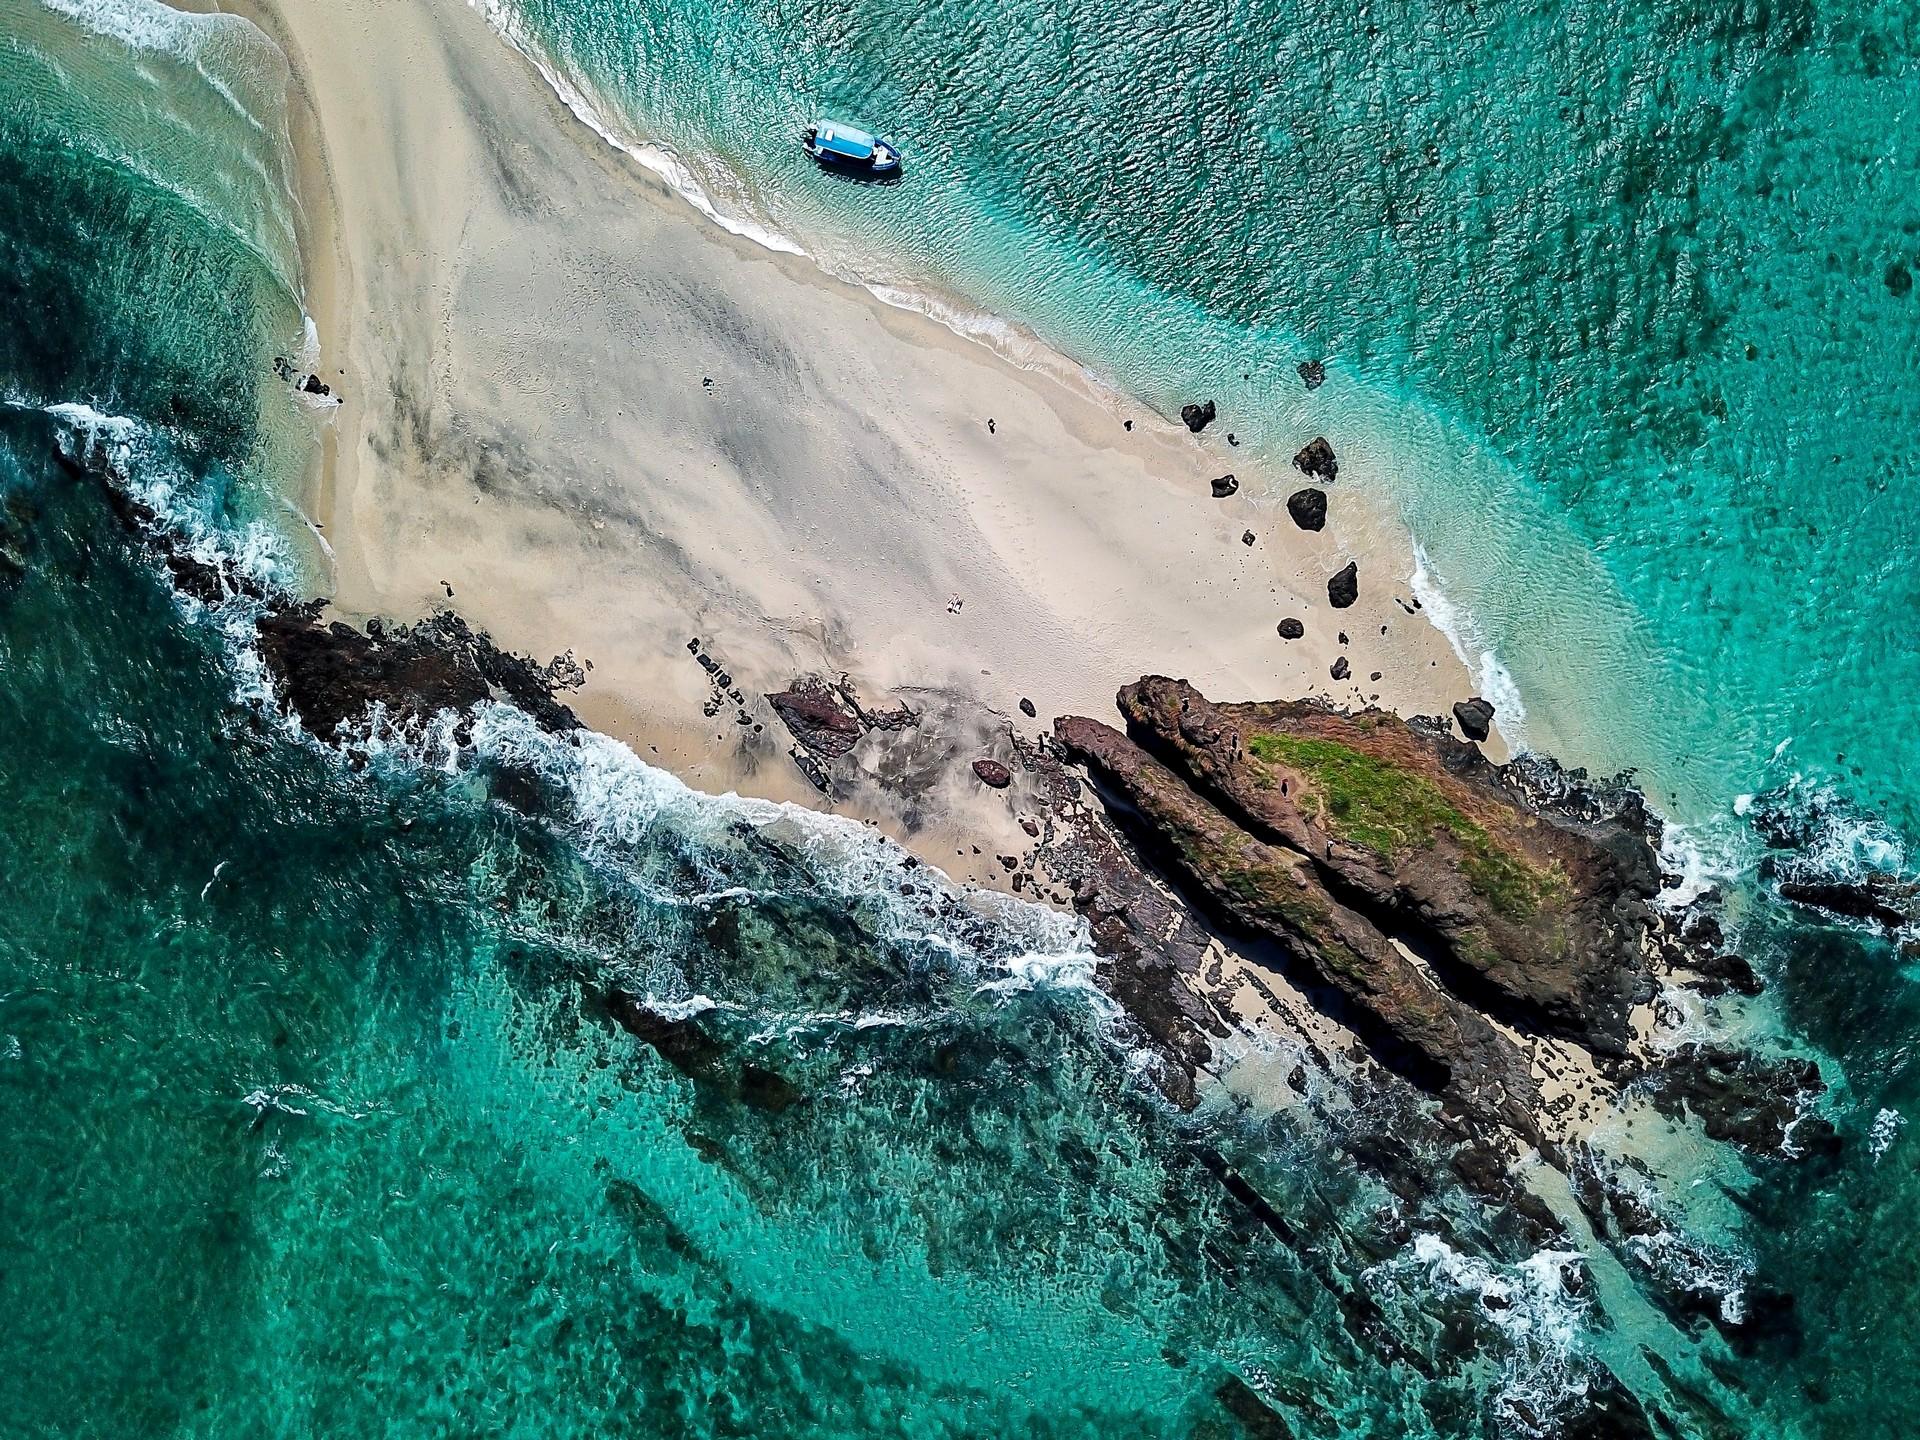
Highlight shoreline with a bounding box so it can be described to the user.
[186,0,1501,902]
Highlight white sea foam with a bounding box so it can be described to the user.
[1870,1107,1904,1161]
[1410,541,1527,745]
[1390,1233,1593,1431]
[469,0,803,257]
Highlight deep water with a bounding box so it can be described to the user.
[7,2,1920,1437]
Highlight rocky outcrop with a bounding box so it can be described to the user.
[1277,618,1304,640]
[1294,437,1337,483]
[1053,709,1541,1134]
[1286,488,1327,531]
[1181,400,1217,433]
[1099,678,1658,1054]
[1297,359,1326,390]
[256,606,581,743]
[1211,474,1238,498]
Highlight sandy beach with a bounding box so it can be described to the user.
[190,0,1487,887]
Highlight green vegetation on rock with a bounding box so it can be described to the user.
[1245,733,1563,918]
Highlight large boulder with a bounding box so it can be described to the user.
[1328,561,1359,608]
[1294,436,1338,483]
[1286,487,1327,531]
[1454,696,1496,742]
[1181,399,1217,433]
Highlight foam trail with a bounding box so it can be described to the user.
[1411,541,1527,745]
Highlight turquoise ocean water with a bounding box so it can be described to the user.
[5,0,1920,1435]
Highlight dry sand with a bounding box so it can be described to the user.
[194,0,1488,886]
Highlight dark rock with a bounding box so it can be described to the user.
[1778,874,1918,930]
[256,607,579,744]
[1211,474,1239,498]
[1019,697,1037,718]
[1327,561,1358,609]
[1277,618,1304,640]
[1650,1044,1838,1157]
[1889,262,1914,298]
[1181,399,1217,433]
[1242,530,1256,546]
[766,680,865,759]
[1053,706,1542,1131]
[972,758,1013,788]
[1330,657,1350,681]
[1286,488,1327,531]
[1298,359,1326,390]
[1096,677,1663,1059]
[1293,436,1337,483]
[1453,696,1495,742]
[300,374,330,396]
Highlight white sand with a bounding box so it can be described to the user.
[193,0,1486,879]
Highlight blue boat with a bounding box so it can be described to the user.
[803,118,901,176]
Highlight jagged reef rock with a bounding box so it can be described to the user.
[1060,679,1663,1068]
[1181,400,1217,432]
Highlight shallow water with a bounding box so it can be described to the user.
[486,0,1920,842]
[5,1,1920,1436]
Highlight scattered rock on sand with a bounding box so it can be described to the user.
[1330,657,1350,680]
[1277,618,1304,639]
[1327,561,1358,609]
[1211,474,1238,498]
[1286,487,1327,531]
[1298,359,1326,390]
[1454,696,1496,742]
[1019,697,1037,718]
[972,758,1013,788]
[1242,530,1256,546]
[1294,436,1338,483]
[1181,400,1217,433]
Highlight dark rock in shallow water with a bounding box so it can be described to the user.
[1211,473,1238,498]
[1778,874,1919,930]
[1297,359,1326,390]
[1181,399,1217,432]
[971,758,1012,788]
[1453,696,1495,742]
[256,607,579,744]
[1293,436,1337,483]
[1277,618,1304,640]
[1651,1044,1838,1157]
[1889,262,1914,297]
[1286,487,1327,531]
[1327,561,1358,609]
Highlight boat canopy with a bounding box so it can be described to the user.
[813,120,876,159]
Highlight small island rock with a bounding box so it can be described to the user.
[1286,488,1327,531]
